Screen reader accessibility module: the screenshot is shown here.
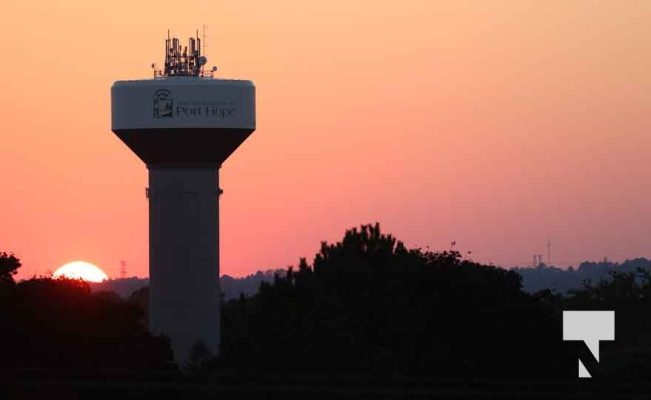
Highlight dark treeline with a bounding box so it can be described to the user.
[2,225,651,386]
[219,224,569,379]
[0,253,172,375]
[219,224,651,382]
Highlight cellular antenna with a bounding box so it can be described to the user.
[153,30,215,78]
[112,32,256,363]
[202,25,207,63]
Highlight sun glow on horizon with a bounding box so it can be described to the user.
[52,261,109,282]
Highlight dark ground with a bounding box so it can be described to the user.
[4,371,650,400]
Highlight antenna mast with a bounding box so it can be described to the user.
[203,24,207,60]
[153,30,216,78]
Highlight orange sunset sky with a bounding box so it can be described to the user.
[1,1,650,279]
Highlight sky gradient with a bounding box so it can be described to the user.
[1,1,650,279]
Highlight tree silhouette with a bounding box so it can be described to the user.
[221,223,569,379]
[0,267,174,374]
[4,224,651,386]
[0,252,20,285]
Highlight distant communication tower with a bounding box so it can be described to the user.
[111,32,256,363]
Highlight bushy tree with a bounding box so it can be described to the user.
[221,223,568,379]
[0,252,20,285]
[0,270,174,373]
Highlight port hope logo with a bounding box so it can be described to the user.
[152,89,236,120]
[153,89,174,119]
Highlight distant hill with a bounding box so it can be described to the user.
[90,277,149,298]
[514,257,651,294]
[220,269,286,300]
[89,269,286,299]
[91,259,651,298]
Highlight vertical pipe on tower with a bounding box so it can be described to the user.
[147,166,221,362]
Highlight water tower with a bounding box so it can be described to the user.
[111,32,255,362]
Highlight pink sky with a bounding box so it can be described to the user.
[1,1,650,279]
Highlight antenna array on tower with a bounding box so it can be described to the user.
[153,31,216,78]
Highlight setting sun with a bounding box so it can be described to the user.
[52,261,109,282]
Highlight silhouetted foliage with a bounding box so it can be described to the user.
[0,252,21,285]
[221,223,572,379]
[4,222,651,389]
[127,285,150,327]
[185,341,220,380]
[562,268,651,381]
[0,272,174,374]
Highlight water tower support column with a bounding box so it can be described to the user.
[147,166,221,362]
